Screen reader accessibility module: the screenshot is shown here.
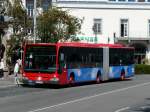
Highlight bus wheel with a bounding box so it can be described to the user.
[121,71,125,81]
[96,75,101,84]
[69,74,75,86]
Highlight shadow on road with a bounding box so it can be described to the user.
[21,82,99,89]
[20,78,133,89]
[130,98,150,112]
[133,107,150,112]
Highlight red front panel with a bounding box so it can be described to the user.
[23,70,68,85]
[23,72,59,84]
[24,72,55,81]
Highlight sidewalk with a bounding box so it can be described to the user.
[0,72,14,88]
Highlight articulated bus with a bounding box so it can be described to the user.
[22,43,134,85]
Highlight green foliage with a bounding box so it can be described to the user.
[6,0,27,67]
[9,0,27,35]
[11,0,26,20]
[135,64,150,74]
[37,7,82,43]
[6,35,21,65]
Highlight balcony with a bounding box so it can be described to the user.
[115,36,150,44]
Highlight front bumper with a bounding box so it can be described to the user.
[22,78,59,85]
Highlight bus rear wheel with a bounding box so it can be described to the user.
[96,75,101,84]
[69,75,75,86]
[121,71,125,81]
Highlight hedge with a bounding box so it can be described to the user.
[135,64,150,74]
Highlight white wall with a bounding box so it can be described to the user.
[63,8,150,44]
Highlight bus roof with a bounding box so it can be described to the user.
[57,42,124,48]
[25,42,134,49]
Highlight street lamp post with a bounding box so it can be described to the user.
[33,0,37,43]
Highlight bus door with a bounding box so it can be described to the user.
[102,47,109,81]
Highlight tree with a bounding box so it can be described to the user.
[6,0,28,71]
[0,0,11,57]
[6,35,21,75]
[6,35,21,63]
[37,7,82,43]
[0,44,5,59]
[10,0,27,36]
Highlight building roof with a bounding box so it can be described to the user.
[56,0,150,10]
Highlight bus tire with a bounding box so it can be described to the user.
[121,69,125,81]
[69,73,75,86]
[96,72,101,84]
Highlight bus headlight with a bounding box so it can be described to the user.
[37,77,42,81]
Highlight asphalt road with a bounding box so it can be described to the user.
[0,75,150,112]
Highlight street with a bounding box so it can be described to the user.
[0,75,150,112]
[1,1,150,112]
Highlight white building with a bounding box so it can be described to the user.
[12,0,150,64]
[54,0,150,64]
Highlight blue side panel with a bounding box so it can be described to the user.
[67,68,103,82]
[109,65,134,79]
[109,66,121,79]
[125,65,134,78]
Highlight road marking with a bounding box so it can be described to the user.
[115,107,130,112]
[28,82,150,112]
[0,85,15,88]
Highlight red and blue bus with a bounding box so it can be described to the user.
[22,42,134,85]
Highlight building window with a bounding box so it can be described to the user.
[27,4,33,17]
[42,0,51,11]
[93,19,102,34]
[120,19,129,37]
[43,4,49,11]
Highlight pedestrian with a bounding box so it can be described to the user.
[0,59,4,79]
[14,60,20,86]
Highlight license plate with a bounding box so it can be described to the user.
[36,81,43,84]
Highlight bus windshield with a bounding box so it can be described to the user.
[24,45,56,73]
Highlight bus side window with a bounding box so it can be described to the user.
[60,53,64,62]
